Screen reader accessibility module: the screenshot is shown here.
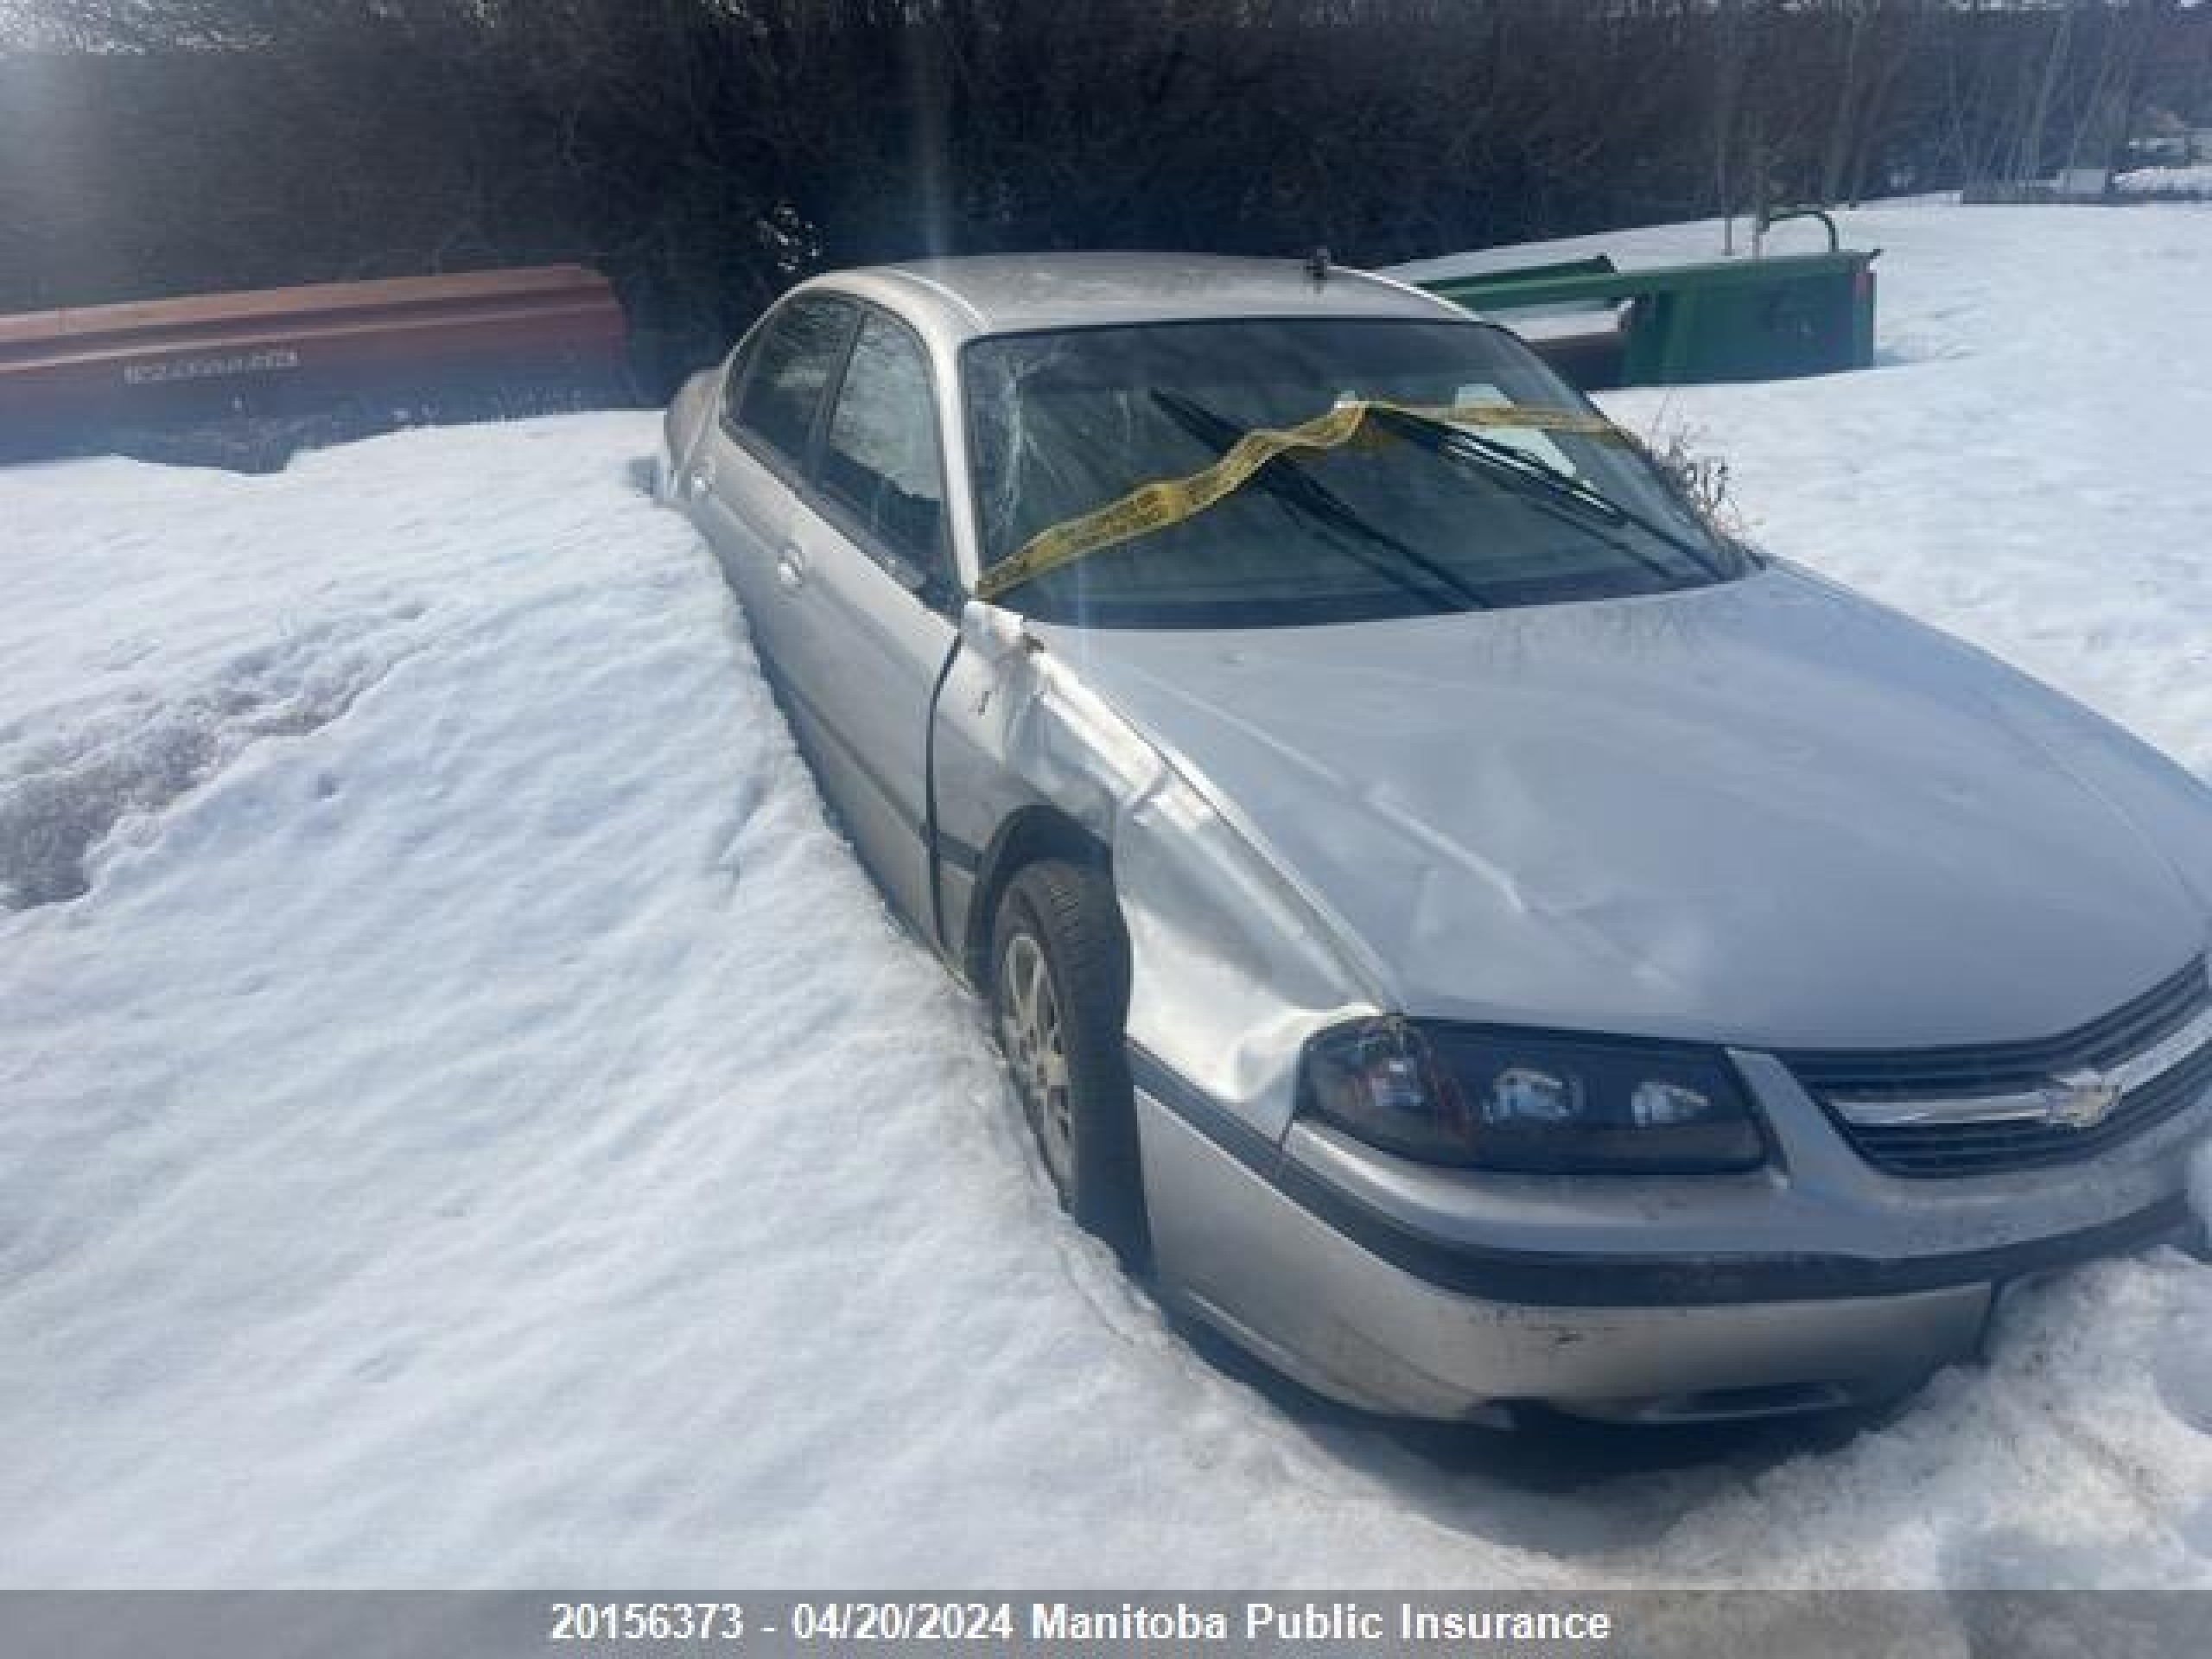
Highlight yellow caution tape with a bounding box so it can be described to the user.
[973,399,1627,601]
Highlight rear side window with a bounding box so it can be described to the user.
[819,314,949,582]
[731,296,855,467]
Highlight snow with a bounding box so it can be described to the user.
[2115,163,2212,197]
[5,200,2212,1589]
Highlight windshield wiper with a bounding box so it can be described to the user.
[1149,390,1493,611]
[1367,404,1731,581]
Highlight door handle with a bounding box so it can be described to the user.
[775,541,808,592]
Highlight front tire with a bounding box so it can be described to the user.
[990,860,1148,1268]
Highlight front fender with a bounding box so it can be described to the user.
[934,603,1384,1140]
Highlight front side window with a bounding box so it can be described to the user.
[963,317,1753,628]
[820,313,949,585]
[732,296,855,467]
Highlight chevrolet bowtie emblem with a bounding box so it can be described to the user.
[2042,1071,2124,1129]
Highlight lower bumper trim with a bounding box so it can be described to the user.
[1278,1163,2202,1307]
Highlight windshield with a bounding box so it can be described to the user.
[963,317,1755,628]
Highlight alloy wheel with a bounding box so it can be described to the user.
[1000,931,1076,1195]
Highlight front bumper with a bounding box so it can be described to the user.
[1132,1048,2209,1422]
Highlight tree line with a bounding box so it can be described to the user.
[4,1,2208,391]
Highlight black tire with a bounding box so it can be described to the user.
[989,859,1149,1268]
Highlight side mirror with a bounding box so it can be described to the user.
[959,599,1035,666]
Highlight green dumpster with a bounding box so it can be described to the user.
[1418,232,1878,389]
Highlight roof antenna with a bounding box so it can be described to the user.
[1305,245,1331,285]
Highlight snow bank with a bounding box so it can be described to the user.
[4,200,2212,1589]
[2116,164,2212,197]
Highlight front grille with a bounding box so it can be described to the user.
[1782,957,2212,1178]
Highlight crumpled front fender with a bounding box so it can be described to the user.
[942,603,1383,1139]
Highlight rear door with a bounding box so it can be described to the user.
[766,307,961,935]
[690,294,858,629]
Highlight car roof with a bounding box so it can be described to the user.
[797,251,1466,340]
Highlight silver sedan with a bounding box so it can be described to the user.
[660,253,2212,1424]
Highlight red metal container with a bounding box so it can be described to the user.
[0,264,629,462]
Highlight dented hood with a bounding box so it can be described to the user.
[1032,568,2209,1052]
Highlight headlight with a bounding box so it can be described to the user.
[1298,1018,1765,1174]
